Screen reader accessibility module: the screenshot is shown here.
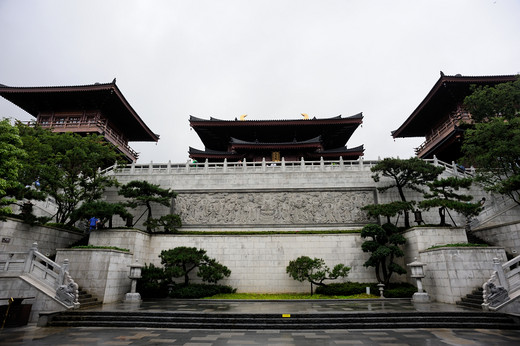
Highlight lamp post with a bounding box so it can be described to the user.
[125,259,144,303]
[407,257,430,303]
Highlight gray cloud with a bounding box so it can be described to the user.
[1,0,519,163]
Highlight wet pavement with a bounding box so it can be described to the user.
[2,299,520,345]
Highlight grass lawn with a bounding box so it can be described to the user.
[205,293,379,300]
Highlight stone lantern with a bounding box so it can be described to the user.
[125,259,144,303]
[407,257,429,303]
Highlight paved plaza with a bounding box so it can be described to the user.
[2,300,520,345]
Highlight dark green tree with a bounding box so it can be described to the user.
[361,223,406,285]
[361,201,415,225]
[461,77,520,205]
[70,200,132,229]
[119,180,178,232]
[286,256,350,295]
[15,124,122,224]
[419,177,482,226]
[160,246,231,286]
[462,117,520,205]
[371,158,445,228]
[464,78,520,122]
[0,119,26,220]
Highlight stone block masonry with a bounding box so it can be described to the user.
[89,229,381,293]
[0,218,83,256]
[55,249,132,303]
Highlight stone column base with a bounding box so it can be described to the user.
[412,292,430,303]
[124,293,142,303]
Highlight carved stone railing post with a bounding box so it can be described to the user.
[281,157,286,172]
[58,259,69,287]
[494,257,509,291]
[300,157,306,171]
[482,258,511,310]
[23,242,37,273]
[320,157,324,171]
[339,156,344,169]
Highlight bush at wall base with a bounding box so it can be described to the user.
[168,284,236,299]
[316,282,417,298]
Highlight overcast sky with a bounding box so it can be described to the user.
[1,0,519,163]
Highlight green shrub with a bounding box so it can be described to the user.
[169,284,236,299]
[316,282,370,296]
[316,281,417,298]
[137,263,170,298]
[383,282,417,298]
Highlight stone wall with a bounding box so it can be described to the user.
[0,276,66,323]
[402,227,468,275]
[55,249,132,303]
[103,160,484,231]
[89,229,383,293]
[419,247,507,304]
[0,218,83,256]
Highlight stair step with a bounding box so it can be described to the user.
[47,311,520,330]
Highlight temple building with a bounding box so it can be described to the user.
[189,113,364,162]
[0,80,159,162]
[392,72,518,162]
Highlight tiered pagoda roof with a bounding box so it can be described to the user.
[392,73,518,161]
[0,80,159,162]
[189,113,364,162]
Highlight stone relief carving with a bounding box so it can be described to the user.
[175,190,375,226]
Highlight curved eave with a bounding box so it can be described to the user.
[308,145,364,158]
[392,74,518,138]
[189,113,363,127]
[188,147,243,159]
[0,81,159,142]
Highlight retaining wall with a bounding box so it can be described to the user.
[0,218,83,256]
[55,249,132,303]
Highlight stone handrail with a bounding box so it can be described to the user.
[0,242,79,308]
[101,156,469,177]
[482,256,520,310]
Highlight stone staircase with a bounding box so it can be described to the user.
[47,310,520,329]
[77,288,102,309]
[456,287,484,310]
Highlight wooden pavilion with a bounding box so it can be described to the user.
[0,79,159,162]
[392,72,518,162]
[189,113,364,162]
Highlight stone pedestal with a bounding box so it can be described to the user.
[412,292,430,303]
[124,292,141,302]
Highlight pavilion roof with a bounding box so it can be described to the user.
[392,73,518,138]
[190,113,362,151]
[307,145,364,158]
[229,136,323,150]
[0,80,159,141]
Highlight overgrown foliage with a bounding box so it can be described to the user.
[119,180,179,232]
[462,77,520,205]
[286,256,350,295]
[419,177,482,226]
[14,123,122,225]
[160,246,231,286]
[370,158,444,227]
[360,223,406,285]
[0,119,26,220]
